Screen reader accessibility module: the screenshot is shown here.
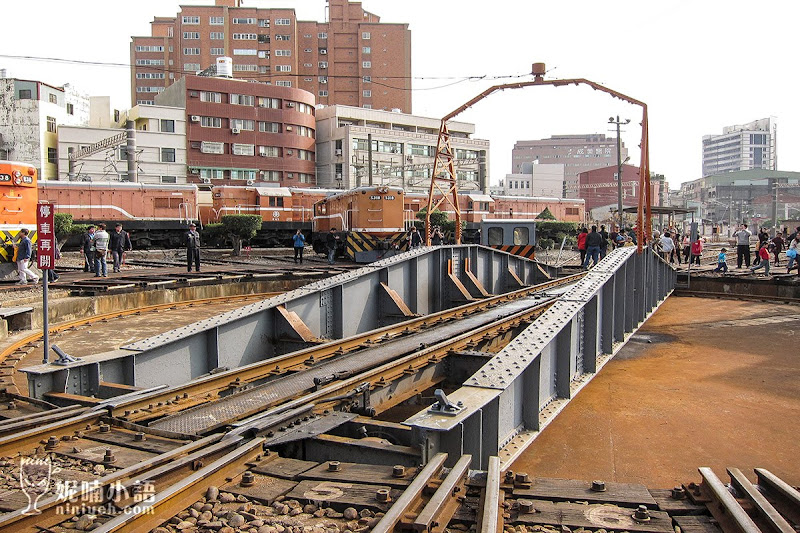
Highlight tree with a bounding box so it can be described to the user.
[53,213,88,249]
[220,215,262,256]
[536,207,556,220]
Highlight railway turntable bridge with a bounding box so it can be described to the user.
[19,244,675,471]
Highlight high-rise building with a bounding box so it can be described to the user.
[131,0,411,113]
[511,134,627,196]
[701,117,776,177]
[0,74,89,180]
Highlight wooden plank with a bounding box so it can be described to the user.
[285,479,400,512]
[513,477,657,507]
[673,515,722,533]
[649,488,707,515]
[514,500,673,533]
[251,457,319,480]
[299,461,418,488]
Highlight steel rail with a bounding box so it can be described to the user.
[92,437,267,533]
[0,433,229,532]
[0,410,103,457]
[754,468,800,525]
[412,454,472,532]
[728,467,794,533]
[109,274,583,422]
[698,467,761,533]
[371,453,449,533]
[478,456,503,533]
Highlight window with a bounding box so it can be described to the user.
[565,207,580,216]
[318,61,328,69]
[259,122,280,132]
[137,72,166,79]
[200,116,222,128]
[230,94,255,106]
[319,90,328,97]
[160,119,175,133]
[161,148,176,162]
[231,119,255,130]
[18,89,32,99]
[161,176,177,184]
[136,100,155,105]
[232,17,256,24]
[298,173,312,184]
[275,34,291,41]
[267,196,284,207]
[362,46,371,54]
[259,146,280,157]
[363,90,371,97]
[362,32,371,40]
[47,147,57,165]
[136,59,165,65]
[200,91,222,103]
[362,61,371,68]
[183,32,199,39]
[275,65,291,72]
[319,48,328,55]
[488,227,503,246]
[318,32,328,39]
[231,169,256,180]
[275,18,291,25]
[258,97,280,108]
[182,16,199,24]
[275,81,292,87]
[258,50,270,58]
[260,170,280,181]
[513,227,529,246]
[210,32,224,39]
[135,45,165,52]
[297,103,314,115]
[210,47,225,55]
[275,50,291,56]
[303,63,313,67]
[183,48,200,55]
[259,19,270,27]
[233,33,257,40]
[259,66,269,73]
[410,144,434,156]
[183,63,201,71]
[362,76,371,83]
[258,35,270,43]
[318,76,328,84]
[200,141,224,154]
[297,149,314,161]
[232,143,255,156]
[233,49,257,55]
[200,168,224,179]
[210,16,224,25]
[46,116,56,133]
[48,93,58,104]
[233,64,258,72]
[66,103,74,115]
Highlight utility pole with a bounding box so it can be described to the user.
[609,116,630,230]
[771,179,779,237]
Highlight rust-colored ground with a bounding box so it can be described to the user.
[510,296,800,488]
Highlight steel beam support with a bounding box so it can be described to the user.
[601,280,614,353]
[582,295,599,373]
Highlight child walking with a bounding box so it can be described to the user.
[712,247,728,273]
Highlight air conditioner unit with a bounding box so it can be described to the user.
[189,91,199,98]
[232,128,241,134]
[335,148,342,156]
[190,141,201,149]
[190,115,200,122]
[190,168,200,174]
[260,152,268,157]
[287,102,295,108]
[406,155,413,162]
[201,177,211,183]
[335,173,342,181]
[287,173,294,178]
[320,49,327,55]
[246,179,255,185]
[287,149,293,155]
[285,125,293,131]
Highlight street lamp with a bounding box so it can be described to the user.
[609,116,630,231]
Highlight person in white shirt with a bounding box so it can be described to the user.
[659,231,675,262]
[92,223,110,277]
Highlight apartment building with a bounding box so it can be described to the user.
[156,74,316,187]
[0,73,89,180]
[701,117,776,177]
[500,164,565,197]
[315,105,489,192]
[511,134,627,196]
[131,0,411,113]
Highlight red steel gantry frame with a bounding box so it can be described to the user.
[426,63,652,253]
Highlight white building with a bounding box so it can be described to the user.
[0,73,89,180]
[315,105,490,192]
[702,117,777,177]
[58,104,187,184]
[499,163,564,198]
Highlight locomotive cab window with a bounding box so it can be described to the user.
[315,203,327,215]
[268,197,284,208]
[487,227,503,246]
[513,227,529,246]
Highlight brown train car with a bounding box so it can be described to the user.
[490,195,585,223]
[38,181,199,248]
[312,185,409,262]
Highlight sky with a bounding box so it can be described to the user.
[3,0,798,190]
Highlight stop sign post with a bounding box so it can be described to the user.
[36,202,54,363]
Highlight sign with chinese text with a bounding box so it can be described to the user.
[36,202,55,270]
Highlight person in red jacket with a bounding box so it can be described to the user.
[577,227,588,265]
[749,242,771,275]
[690,236,703,265]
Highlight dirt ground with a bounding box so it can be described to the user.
[510,295,800,488]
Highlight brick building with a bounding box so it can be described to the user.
[157,75,316,187]
[577,164,664,220]
[131,0,411,113]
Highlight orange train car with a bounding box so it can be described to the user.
[0,161,38,270]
